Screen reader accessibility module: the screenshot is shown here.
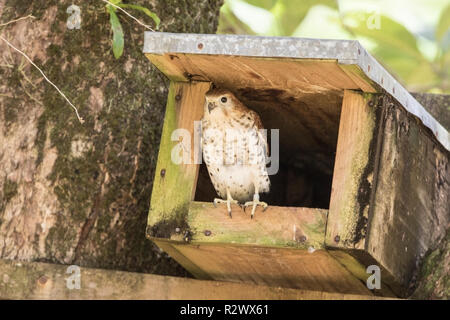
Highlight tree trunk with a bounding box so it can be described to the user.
[411,93,450,299]
[0,0,223,275]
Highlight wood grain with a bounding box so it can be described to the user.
[186,201,327,249]
[0,259,391,300]
[326,90,381,248]
[171,243,374,295]
[366,95,450,295]
[147,81,210,237]
[338,64,378,93]
[327,92,450,297]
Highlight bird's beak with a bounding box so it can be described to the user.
[208,102,217,113]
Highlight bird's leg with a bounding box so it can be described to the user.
[213,187,238,218]
[243,184,268,219]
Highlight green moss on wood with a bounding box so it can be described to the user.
[327,92,381,247]
[341,95,374,245]
[186,202,327,249]
[147,82,197,238]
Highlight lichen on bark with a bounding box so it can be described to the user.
[0,0,223,275]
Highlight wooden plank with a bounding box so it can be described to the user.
[146,53,360,90]
[366,95,450,296]
[326,91,449,297]
[152,238,213,280]
[185,201,327,249]
[338,64,378,93]
[171,243,374,296]
[0,260,391,300]
[145,54,189,82]
[147,81,210,238]
[149,202,387,296]
[326,90,383,248]
[327,249,398,297]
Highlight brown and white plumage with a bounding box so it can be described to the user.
[201,88,270,218]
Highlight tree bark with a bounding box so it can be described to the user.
[0,0,223,275]
[410,93,450,299]
[412,93,450,132]
[412,229,449,299]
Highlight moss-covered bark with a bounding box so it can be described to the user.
[0,0,222,275]
[412,230,449,299]
[410,93,449,300]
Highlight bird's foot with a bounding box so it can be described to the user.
[243,199,268,219]
[213,198,238,218]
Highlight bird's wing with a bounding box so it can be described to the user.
[250,111,269,158]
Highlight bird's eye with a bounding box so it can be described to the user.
[221,97,227,103]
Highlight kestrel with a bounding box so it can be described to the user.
[201,88,270,218]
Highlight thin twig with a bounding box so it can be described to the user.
[0,35,84,123]
[0,14,35,27]
[101,0,155,32]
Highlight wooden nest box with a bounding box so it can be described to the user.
[143,33,450,298]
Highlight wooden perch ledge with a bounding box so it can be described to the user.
[0,259,393,300]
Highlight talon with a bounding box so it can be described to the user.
[243,198,268,219]
[213,192,238,219]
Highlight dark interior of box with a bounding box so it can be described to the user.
[194,86,343,209]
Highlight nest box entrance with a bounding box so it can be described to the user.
[143,33,450,298]
[192,56,348,209]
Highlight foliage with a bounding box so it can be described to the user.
[106,0,160,59]
[218,0,450,93]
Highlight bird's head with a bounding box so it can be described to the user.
[204,88,237,118]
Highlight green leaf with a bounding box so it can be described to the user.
[109,0,122,5]
[118,3,160,29]
[342,12,425,62]
[108,5,124,59]
[436,4,450,42]
[245,0,278,10]
[270,0,338,36]
[217,2,256,35]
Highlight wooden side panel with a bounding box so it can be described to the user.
[186,202,327,249]
[366,96,450,295]
[171,243,373,295]
[0,260,391,300]
[326,90,382,248]
[147,81,211,237]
